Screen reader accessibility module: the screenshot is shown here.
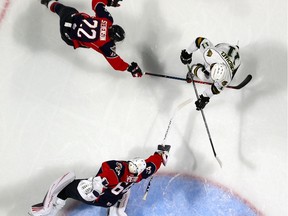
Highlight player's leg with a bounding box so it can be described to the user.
[28,172,75,216]
[40,0,78,18]
[40,0,58,9]
[58,177,109,205]
[40,0,79,47]
[57,179,89,202]
[107,190,130,216]
[53,3,79,18]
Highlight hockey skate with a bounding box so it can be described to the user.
[40,0,58,7]
[29,198,65,216]
[28,172,75,216]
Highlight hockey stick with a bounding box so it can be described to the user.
[187,65,222,168]
[145,72,252,90]
[143,98,193,201]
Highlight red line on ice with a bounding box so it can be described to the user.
[0,0,10,25]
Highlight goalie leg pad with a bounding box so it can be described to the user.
[29,172,75,216]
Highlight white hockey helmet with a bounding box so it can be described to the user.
[210,63,228,82]
[128,158,146,176]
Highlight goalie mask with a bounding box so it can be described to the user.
[128,158,146,177]
[108,25,125,43]
[210,63,228,82]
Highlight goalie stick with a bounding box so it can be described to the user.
[145,72,252,90]
[143,98,193,201]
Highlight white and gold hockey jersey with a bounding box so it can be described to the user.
[186,37,241,97]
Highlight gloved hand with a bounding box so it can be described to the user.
[107,0,122,7]
[180,49,192,65]
[195,95,210,110]
[157,144,171,166]
[127,62,144,77]
[77,176,107,202]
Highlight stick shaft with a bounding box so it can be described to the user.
[145,72,252,90]
[186,65,222,167]
[143,98,193,200]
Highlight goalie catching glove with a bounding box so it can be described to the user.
[77,176,108,202]
[157,144,171,166]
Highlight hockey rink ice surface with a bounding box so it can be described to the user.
[0,0,287,216]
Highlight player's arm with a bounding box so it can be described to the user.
[92,0,114,22]
[202,83,222,98]
[140,153,162,179]
[97,161,121,187]
[105,55,130,71]
[141,145,171,179]
[187,37,213,53]
[195,79,229,111]
[76,162,116,203]
[99,42,145,77]
[92,0,122,18]
[181,37,213,65]
[98,42,129,71]
[77,160,126,202]
[92,0,122,8]
[104,53,130,71]
[195,67,232,111]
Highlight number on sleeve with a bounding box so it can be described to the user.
[201,42,209,49]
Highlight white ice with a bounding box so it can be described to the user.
[0,0,287,215]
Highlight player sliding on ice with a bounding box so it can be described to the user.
[180,37,241,110]
[28,144,170,216]
[40,0,143,77]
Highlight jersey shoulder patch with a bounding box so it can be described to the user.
[100,41,118,58]
[140,161,157,179]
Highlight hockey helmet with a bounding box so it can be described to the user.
[108,25,125,43]
[210,63,228,82]
[128,158,146,176]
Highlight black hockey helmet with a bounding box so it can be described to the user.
[108,25,125,43]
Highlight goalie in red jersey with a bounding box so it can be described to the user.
[40,0,143,77]
[28,144,171,216]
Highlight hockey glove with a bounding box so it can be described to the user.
[107,0,122,7]
[157,144,171,166]
[195,95,210,110]
[77,176,107,202]
[127,62,144,77]
[180,49,192,65]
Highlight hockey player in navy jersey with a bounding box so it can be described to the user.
[40,0,143,77]
[28,144,170,216]
[180,37,241,110]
